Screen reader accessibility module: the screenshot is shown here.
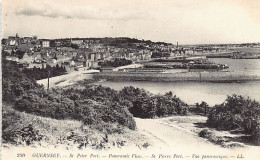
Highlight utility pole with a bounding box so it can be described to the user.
[205,104,207,115]
[47,71,50,93]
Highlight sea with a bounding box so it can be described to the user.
[95,58,260,106]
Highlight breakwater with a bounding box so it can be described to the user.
[93,72,260,83]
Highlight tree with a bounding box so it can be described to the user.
[71,44,79,49]
[131,96,156,118]
[16,50,25,59]
[200,101,208,115]
[33,35,37,40]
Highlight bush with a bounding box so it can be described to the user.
[91,123,125,135]
[206,95,260,144]
[2,59,43,102]
[2,60,136,131]
[3,124,44,146]
[14,95,136,131]
[131,97,156,118]
[198,129,212,138]
[198,129,225,145]
[120,87,188,118]
[191,101,209,115]
[22,65,67,80]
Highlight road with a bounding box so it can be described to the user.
[37,70,99,88]
[134,117,260,159]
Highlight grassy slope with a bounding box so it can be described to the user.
[2,103,150,150]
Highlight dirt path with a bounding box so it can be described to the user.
[135,118,220,151]
[135,117,260,159]
[37,70,99,88]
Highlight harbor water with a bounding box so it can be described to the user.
[96,58,260,106]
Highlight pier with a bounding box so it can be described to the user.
[93,72,260,83]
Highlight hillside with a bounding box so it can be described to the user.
[2,103,150,150]
[1,59,139,149]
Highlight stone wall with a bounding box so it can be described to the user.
[93,72,259,82]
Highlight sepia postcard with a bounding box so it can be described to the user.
[1,0,260,160]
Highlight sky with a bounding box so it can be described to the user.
[1,0,260,44]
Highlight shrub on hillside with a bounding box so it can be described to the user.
[2,104,45,146]
[131,96,156,118]
[2,60,136,131]
[63,85,189,119]
[75,100,136,130]
[15,95,136,130]
[121,87,188,118]
[2,104,21,132]
[206,95,260,144]
[23,65,67,80]
[6,124,44,146]
[198,129,225,145]
[190,101,210,115]
[2,60,42,102]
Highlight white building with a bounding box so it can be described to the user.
[42,40,50,48]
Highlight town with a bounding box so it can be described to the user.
[2,34,260,77]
